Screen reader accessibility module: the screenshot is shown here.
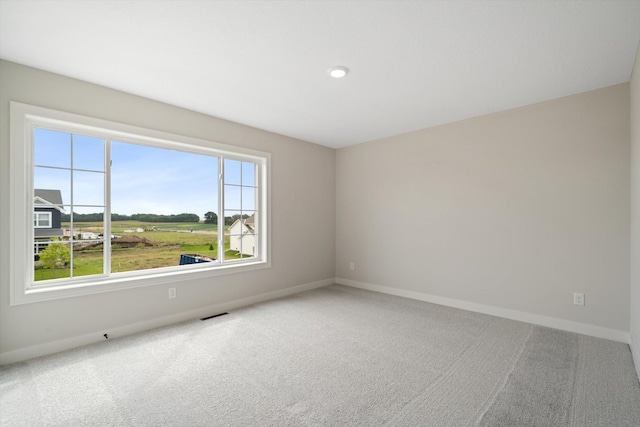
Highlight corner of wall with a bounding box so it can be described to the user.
[629,40,640,383]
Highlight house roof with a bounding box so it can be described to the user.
[1,2,639,148]
[34,189,65,213]
[229,216,255,234]
[34,189,63,206]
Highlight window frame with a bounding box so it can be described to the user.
[10,101,271,306]
[33,211,52,228]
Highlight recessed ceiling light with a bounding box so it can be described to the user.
[328,66,349,79]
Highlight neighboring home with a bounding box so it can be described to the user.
[34,189,65,256]
[228,216,256,256]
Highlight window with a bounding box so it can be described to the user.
[10,102,270,305]
[33,212,52,228]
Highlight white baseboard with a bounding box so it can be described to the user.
[336,278,631,344]
[0,278,333,366]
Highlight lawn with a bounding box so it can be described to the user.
[66,220,219,234]
[34,221,245,281]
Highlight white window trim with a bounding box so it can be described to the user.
[33,211,52,228]
[10,101,271,306]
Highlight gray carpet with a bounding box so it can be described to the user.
[1,284,639,426]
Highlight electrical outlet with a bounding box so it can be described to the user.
[168,287,177,299]
[350,262,355,271]
[573,292,584,306]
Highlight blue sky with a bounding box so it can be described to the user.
[33,128,256,219]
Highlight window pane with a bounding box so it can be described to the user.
[242,187,256,211]
[72,246,104,278]
[224,159,242,185]
[34,240,71,282]
[111,141,218,274]
[73,135,105,172]
[73,171,104,207]
[224,210,242,232]
[69,208,104,278]
[224,210,257,260]
[34,167,70,207]
[242,162,256,186]
[224,185,241,210]
[69,207,104,240]
[33,128,70,168]
[223,210,238,228]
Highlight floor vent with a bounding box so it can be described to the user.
[200,312,229,321]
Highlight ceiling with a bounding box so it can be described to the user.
[1,1,639,149]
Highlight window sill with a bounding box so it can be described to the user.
[12,260,271,306]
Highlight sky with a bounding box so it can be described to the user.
[33,128,256,220]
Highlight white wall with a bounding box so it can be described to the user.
[336,84,631,338]
[0,60,336,363]
[630,43,640,379]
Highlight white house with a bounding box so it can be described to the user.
[228,216,256,257]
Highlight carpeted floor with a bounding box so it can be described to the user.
[1,284,639,426]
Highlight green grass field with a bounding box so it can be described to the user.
[34,221,245,281]
[67,220,219,233]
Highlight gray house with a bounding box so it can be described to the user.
[34,189,64,256]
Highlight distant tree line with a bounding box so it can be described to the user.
[61,211,251,225]
[129,213,201,223]
[61,212,103,222]
[61,212,201,223]
[207,212,252,226]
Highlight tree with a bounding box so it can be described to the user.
[130,213,200,223]
[204,211,218,224]
[39,241,70,278]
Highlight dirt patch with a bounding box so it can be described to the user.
[111,235,156,248]
[78,234,158,251]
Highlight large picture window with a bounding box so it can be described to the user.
[10,102,270,305]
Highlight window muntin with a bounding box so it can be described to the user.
[32,128,261,283]
[10,102,269,304]
[33,212,52,228]
[224,159,258,259]
[33,129,106,282]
